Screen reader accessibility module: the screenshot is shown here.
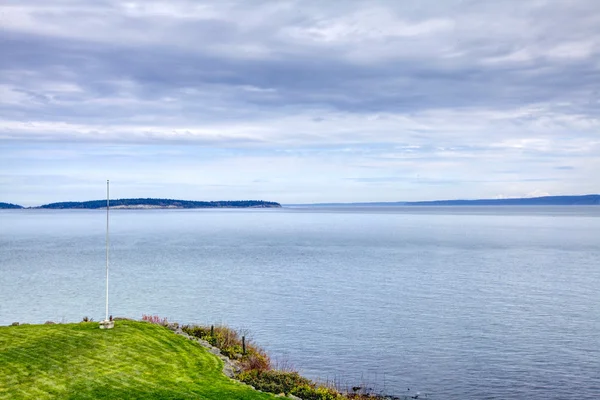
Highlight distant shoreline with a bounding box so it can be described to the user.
[2,194,599,209]
[287,194,600,207]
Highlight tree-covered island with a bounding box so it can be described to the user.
[38,198,281,209]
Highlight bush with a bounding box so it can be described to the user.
[182,325,240,348]
[212,325,240,349]
[142,315,168,326]
[220,344,243,359]
[240,346,271,372]
[291,384,342,400]
[182,324,271,370]
[182,325,211,339]
[238,370,313,395]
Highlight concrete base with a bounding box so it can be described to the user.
[99,320,114,329]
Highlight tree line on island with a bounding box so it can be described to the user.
[40,198,282,209]
[0,199,281,209]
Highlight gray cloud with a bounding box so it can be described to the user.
[3,1,600,118]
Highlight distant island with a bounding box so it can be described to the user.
[0,199,281,209]
[293,194,600,207]
[37,198,282,209]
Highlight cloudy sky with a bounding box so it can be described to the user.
[1,0,599,206]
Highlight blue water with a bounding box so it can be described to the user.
[1,207,599,399]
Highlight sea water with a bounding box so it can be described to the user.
[1,207,599,399]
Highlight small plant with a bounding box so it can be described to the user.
[240,346,271,372]
[141,315,169,326]
[220,344,243,359]
[291,384,342,400]
[82,316,93,322]
[182,325,211,339]
[238,370,313,395]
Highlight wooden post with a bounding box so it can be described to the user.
[242,336,246,355]
[211,325,214,337]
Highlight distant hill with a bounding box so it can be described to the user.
[293,194,600,207]
[405,194,600,206]
[38,198,281,209]
[0,202,23,209]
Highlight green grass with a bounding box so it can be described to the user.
[0,321,278,400]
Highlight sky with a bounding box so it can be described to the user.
[1,0,599,206]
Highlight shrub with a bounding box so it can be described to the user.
[182,324,239,347]
[182,324,271,370]
[210,325,243,349]
[221,344,243,359]
[240,344,271,372]
[238,370,313,395]
[141,315,168,326]
[182,325,211,339]
[291,384,342,400]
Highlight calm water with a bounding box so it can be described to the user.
[1,207,600,399]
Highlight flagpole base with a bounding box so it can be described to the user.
[99,320,114,329]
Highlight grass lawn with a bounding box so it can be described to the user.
[0,320,277,400]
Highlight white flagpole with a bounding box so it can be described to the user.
[105,179,109,322]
